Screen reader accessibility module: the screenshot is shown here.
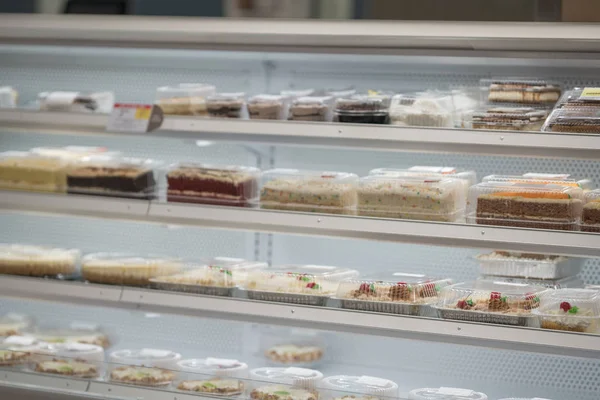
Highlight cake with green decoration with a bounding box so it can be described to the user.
[110,365,175,387]
[250,385,318,400]
[537,289,599,333]
[35,359,99,378]
[178,378,244,394]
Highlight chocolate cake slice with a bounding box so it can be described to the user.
[67,166,156,199]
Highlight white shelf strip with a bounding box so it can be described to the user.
[1,109,600,159]
[0,276,598,359]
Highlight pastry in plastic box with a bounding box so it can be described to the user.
[336,273,452,316]
[38,91,114,113]
[535,289,600,333]
[389,93,455,128]
[0,314,32,337]
[249,367,323,399]
[281,89,316,99]
[483,78,561,104]
[266,345,323,365]
[409,387,488,400]
[26,322,110,348]
[357,175,466,222]
[434,280,547,326]
[177,357,248,395]
[166,163,260,207]
[260,169,358,215]
[67,156,158,199]
[0,336,47,366]
[260,327,324,367]
[334,96,389,124]
[475,251,581,280]
[289,96,334,122]
[0,151,68,193]
[320,375,398,400]
[82,253,182,286]
[325,88,356,99]
[31,146,116,160]
[467,181,584,231]
[478,275,583,289]
[109,348,181,387]
[0,244,80,278]
[155,84,216,116]
[581,189,600,232]
[207,92,247,119]
[482,173,594,191]
[248,94,289,120]
[0,86,17,108]
[150,257,267,296]
[470,107,548,131]
[245,265,359,306]
[32,342,105,378]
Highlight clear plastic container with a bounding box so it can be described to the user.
[466,181,584,231]
[38,91,114,113]
[469,107,548,131]
[475,251,582,280]
[435,280,547,326]
[541,108,600,134]
[0,313,32,337]
[166,162,260,207]
[553,87,600,110]
[66,155,159,200]
[109,348,181,387]
[0,86,17,108]
[248,94,289,120]
[334,97,389,124]
[481,174,594,191]
[281,89,316,99]
[409,387,488,400]
[535,289,600,333]
[176,357,249,395]
[357,175,466,222]
[325,88,356,99]
[150,258,267,297]
[478,275,583,289]
[581,189,600,232]
[260,169,358,215]
[336,273,452,316]
[29,342,105,379]
[31,146,116,161]
[261,327,325,367]
[389,93,454,128]
[25,322,110,348]
[244,265,360,306]
[497,398,552,400]
[482,78,561,104]
[320,375,399,400]
[207,92,247,119]
[249,367,324,392]
[0,336,46,367]
[82,253,182,286]
[289,96,334,122]
[585,284,600,290]
[0,151,68,193]
[0,244,80,278]
[155,83,216,116]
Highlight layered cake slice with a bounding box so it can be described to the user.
[207,93,246,119]
[248,94,288,120]
[537,289,600,333]
[0,151,67,193]
[265,345,323,364]
[289,96,333,121]
[486,78,561,104]
[582,200,600,232]
[155,84,216,116]
[471,107,548,131]
[167,163,260,207]
[0,244,80,277]
[82,253,182,286]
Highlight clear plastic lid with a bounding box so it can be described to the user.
[0,86,17,108]
[281,89,316,98]
[207,92,245,102]
[248,94,289,120]
[155,84,216,116]
[325,88,356,98]
[555,87,600,108]
[206,92,247,119]
[482,78,561,104]
[409,387,488,400]
[369,167,477,193]
[478,275,583,289]
[469,107,548,131]
[335,97,388,114]
[475,251,581,280]
[0,243,80,278]
[358,175,466,222]
[30,342,105,363]
[0,313,32,337]
[30,146,114,160]
[261,169,359,214]
[0,336,45,365]
[109,348,182,369]
[436,280,547,314]
[24,321,110,348]
[177,357,249,378]
[389,93,455,128]
[535,289,600,333]
[289,96,334,122]
[542,107,600,134]
[38,91,114,113]
[250,367,324,389]
[156,83,216,99]
[0,151,68,171]
[337,273,452,304]
[582,189,600,231]
[497,398,552,400]
[320,375,398,398]
[481,174,593,190]
[246,265,360,296]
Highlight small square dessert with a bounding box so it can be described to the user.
[177,357,248,395]
[475,251,581,280]
[110,366,175,387]
[321,375,399,400]
[0,348,31,366]
[581,189,600,232]
[251,385,319,400]
[248,94,289,120]
[82,253,182,286]
[288,96,334,122]
[28,323,110,348]
[470,107,548,131]
[484,78,561,104]
[35,359,99,378]
[265,345,323,365]
[155,84,216,116]
[408,387,488,400]
[0,244,80,278]
[249,366,323,393]
[109,348,181,386]
[38,91,114,113]
[536,289,600,333]
[178,378,244,394]
[166,163,260,207]
[260,169,358,215]
[334,96,388,124]
[32,342,104,378]
[0,151,68,193]
[207,92,246,119]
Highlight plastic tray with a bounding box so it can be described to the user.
[0,151,68,193]
[466,181,584,231]
[435,280,547,327]
[249,367,324,390]
[248,94,289,120]
[82,253,182,286]
[535,289,600,333]
[206,92,247,119]
[478,275,583,289]
[260,169,358,215]
[0,244,80,279]
[320,375,398,399]
[244,265,359,306]
[409,387,488,400]
[288,96,334,122]
[155,83,216,116]
[475,251,582,279]
[336,273,452,316]
[150,258,267,296]
[334,96,389,124]
[581,189,600,232]
[482,78,561,104]
[166,162,260,207]
[0,86,17,108]
[38,91,114,114]
[469,107,547,131]
[357,175,466,222]
[0,314,32,337]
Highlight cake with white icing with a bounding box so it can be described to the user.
[0,244,80,277]
[82,253,182,286]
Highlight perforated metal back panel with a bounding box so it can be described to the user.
[1,45,600,400]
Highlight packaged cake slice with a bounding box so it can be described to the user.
[482,173,594,191]
[248,94,289,120]
[206,92,247,119]
[389,92,455,128]
[150,257,267,296]
[357,175,466,222]
[24,321,111,348]
[260,327,325,368]
[0,336,47,366]
[467,181,584,231]
[249,367,324,393]
[542,107,600,134]
[288,96,334,122]
[244,265,359,306]
[0,151,69,193]
[29,342,105,379]
[320,375,399,400]
[260,169,358,215]
[334,96,389,124]
[409,387,488,400]
[66,155,159,200]
[177,357,249,395]
[581,189,600,232]
[481,78,561,104]
[468,107,548,131]
[82,253,182,286]
[434,280,547,326]
[478,275,583,289]
[335,272,452,316]
[155,83,216,116]
[475,251,582,280]
[38,91,114,114]
[0,243,80,279]
[109,348,181,387]
[166,162,260,207]
[535,289,600,333]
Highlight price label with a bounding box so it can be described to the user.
[107,103,164,133]
[579,87,600,100]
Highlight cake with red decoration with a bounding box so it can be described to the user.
[537,289,599,333]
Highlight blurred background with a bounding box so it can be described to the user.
[0,0,598,22]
